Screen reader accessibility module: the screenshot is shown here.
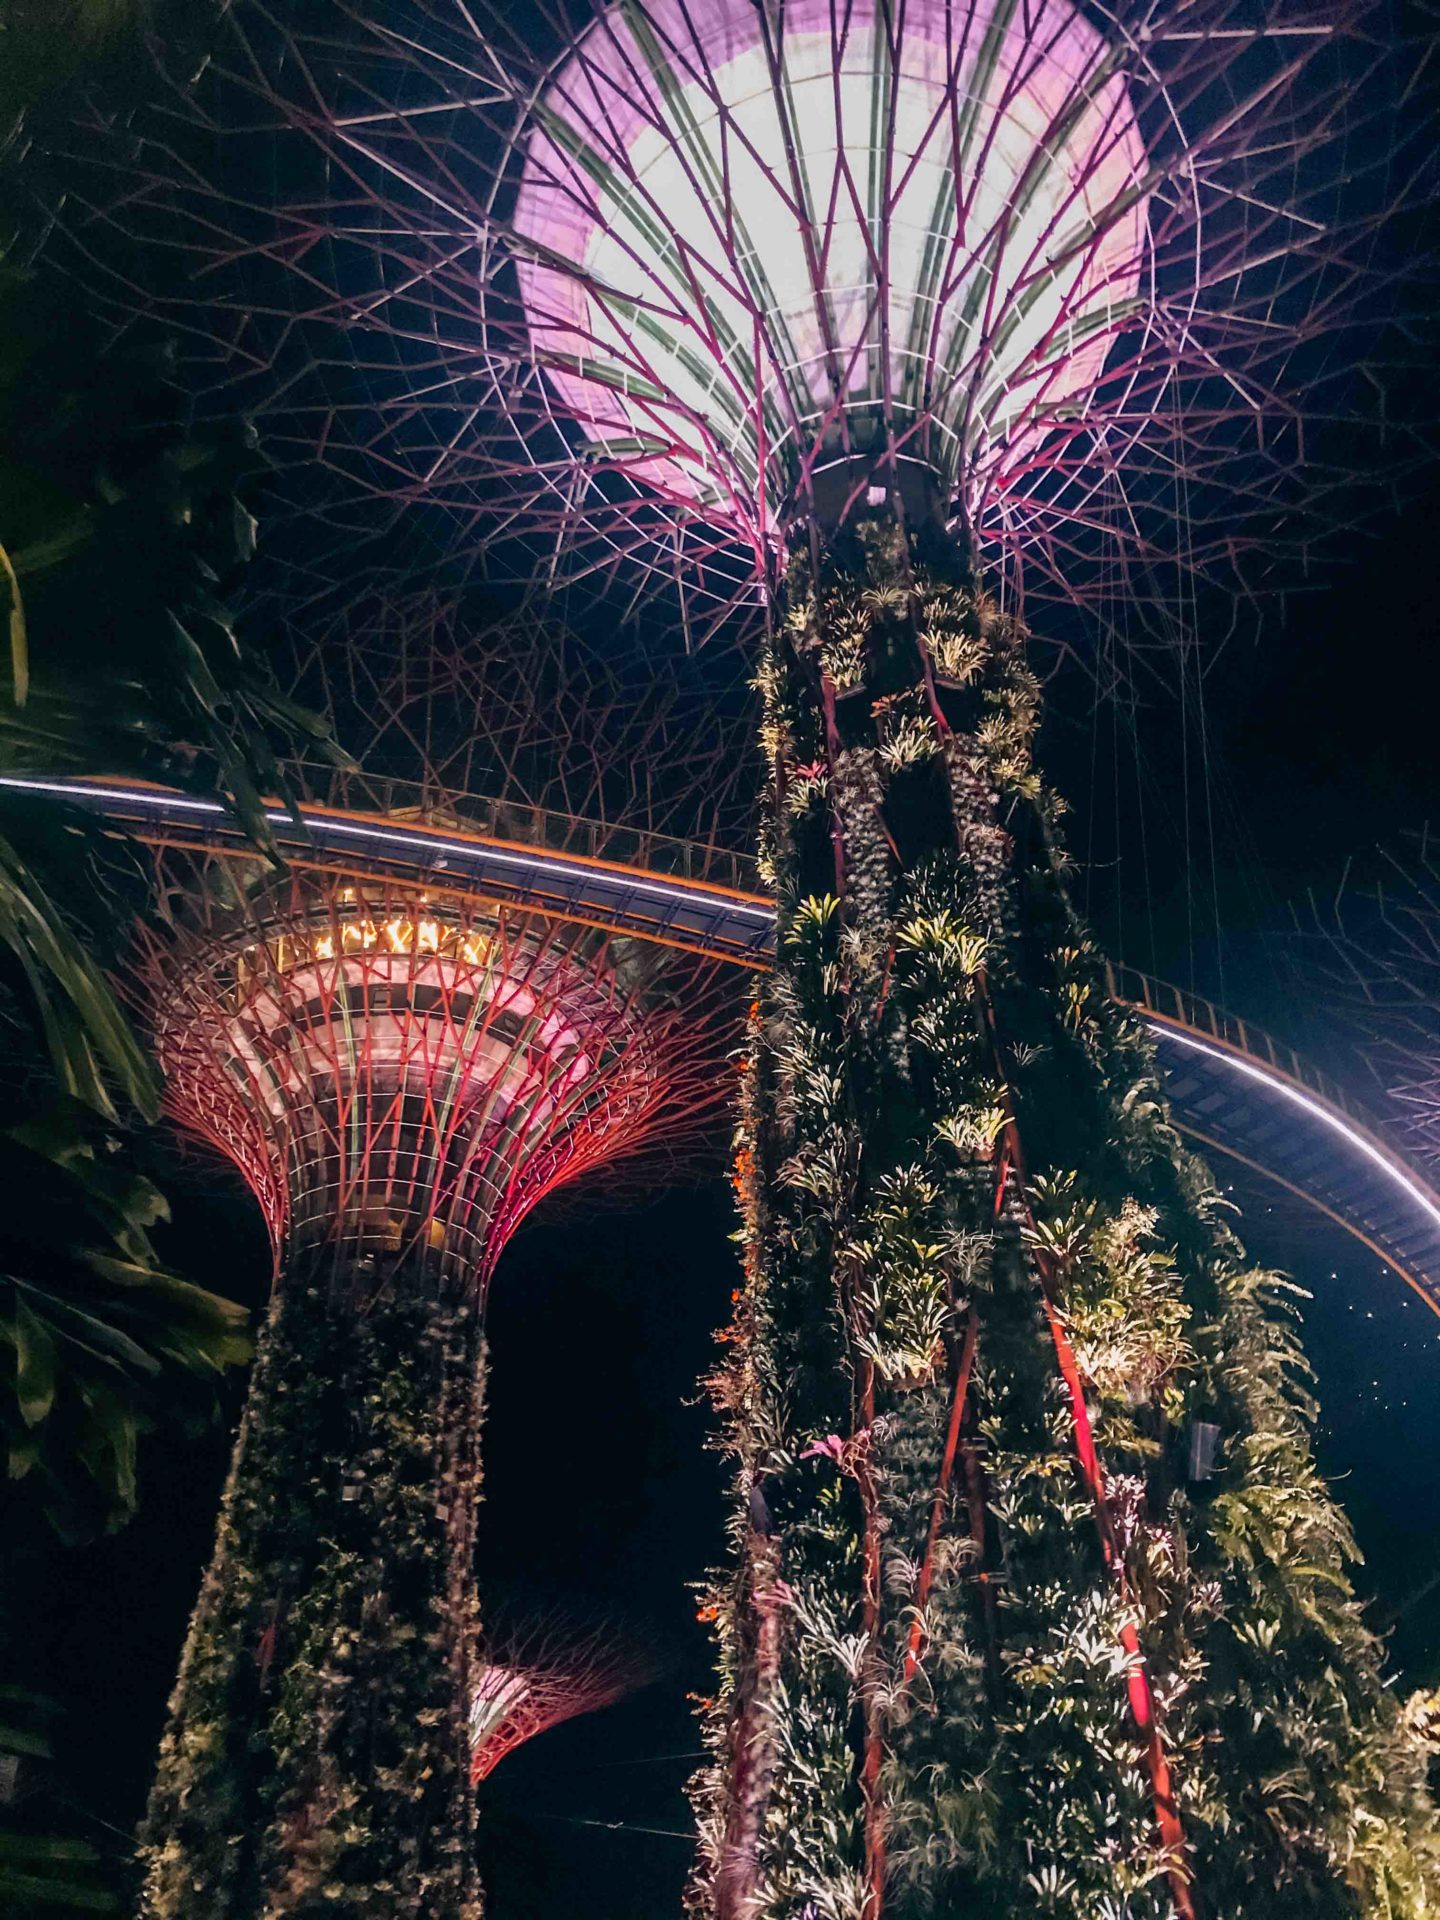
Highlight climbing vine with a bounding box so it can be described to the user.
[139,1261,485,1920]
[690,505,1439,1920]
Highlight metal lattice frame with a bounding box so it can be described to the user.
[62,0,1436,642]
[111,607,742,1913]
[128,848,735,1286]
[468,1608,653,1782]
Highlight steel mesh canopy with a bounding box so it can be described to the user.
[62,0,1437,642]
[130,853,733,1285]
[468,1607,654,1782]
[512,0,1150,536]
[278,590,759,858]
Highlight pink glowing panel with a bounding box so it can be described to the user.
[223,954,596,1132]
[514,0,1148,533]
[147,895,667,1281]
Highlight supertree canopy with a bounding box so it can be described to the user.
[123,839,733,1920]
[63,4,1440,1918]
[468,1605,654,1782]
[135,861,718,1282]
[508,0,1146,553]
[65,0,1434,636]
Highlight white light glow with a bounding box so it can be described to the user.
[515,0,1149,532]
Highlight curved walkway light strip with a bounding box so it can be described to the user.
[9,771,1440,1318]
[1146,1024,1440,1319]
[0,773,776,965]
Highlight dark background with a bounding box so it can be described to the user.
[23,472,1440,1919]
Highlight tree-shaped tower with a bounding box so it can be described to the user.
[469,1606,654,1784]
[69,2,1440,1914]
[126,839,731,1919]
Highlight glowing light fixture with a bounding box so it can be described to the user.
[516,0,1148,532]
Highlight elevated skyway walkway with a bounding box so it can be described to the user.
[7,772,1438,1318]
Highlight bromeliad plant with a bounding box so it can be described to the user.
[689,504,1440,1920]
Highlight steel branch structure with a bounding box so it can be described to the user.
[131,858,728,1284]
[278,592,758,856]
[469,1608,653,1783]
[1307,837,1440,1179]
[68,0,1435,639]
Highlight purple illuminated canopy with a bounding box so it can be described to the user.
[77,1,1433,631]
[514,0,1150,544]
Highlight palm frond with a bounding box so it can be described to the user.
[1,1101,251,1538]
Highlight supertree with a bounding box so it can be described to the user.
[59,2,1440,1916]
[468,1604,655,1783]
[121,829,734,1920]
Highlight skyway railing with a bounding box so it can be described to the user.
[1104,960,1369,1132]
[6,770,1439,1314]
[283,762,761,901]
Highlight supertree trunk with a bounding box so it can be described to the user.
[138,1252,485,1920]
[691,501,1437,1920]
[124,863,733,1916]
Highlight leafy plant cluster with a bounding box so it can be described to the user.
[138,1260,487,1920]
[0,1677,122,1914]
[2,1099,249,1539]
[0,222,339,1911]
[690,511,1439,1920]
